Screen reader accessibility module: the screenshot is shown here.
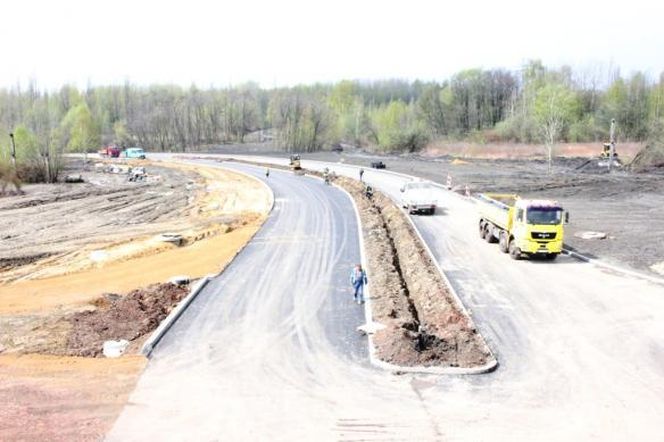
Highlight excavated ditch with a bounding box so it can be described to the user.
[225,159,494,369]
[335,176,493,368]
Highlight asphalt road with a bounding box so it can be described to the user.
[303,158,664,441]
[110,155,664,441]
[108,163,442,440]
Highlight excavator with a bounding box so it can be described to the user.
[598,119,622,168]
[289,154,302,170]
[576,119,622,171]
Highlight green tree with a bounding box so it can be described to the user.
[62,103,100,153]
[534,83,579,172]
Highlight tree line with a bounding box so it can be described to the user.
[2,60,664,182]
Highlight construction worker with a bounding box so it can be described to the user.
[364,184,374,199]
[265,168,270,178]
[350,263,368,304]
[323,167,330,185]
[359,168,365,182]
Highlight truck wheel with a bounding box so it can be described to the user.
[508,241,521,260]
[484,224,497,243]
[545,253,558,261]
[479,221,485,239]
[483,225,492,243]
[498,232,509,253]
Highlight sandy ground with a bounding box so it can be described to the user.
[0,159,271,441]
[0,222,260,314]
[0,354,146,442]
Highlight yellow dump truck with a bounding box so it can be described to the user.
[477,193,568,260]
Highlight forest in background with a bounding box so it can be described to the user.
[2,60,664,181]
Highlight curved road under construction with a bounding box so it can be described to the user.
[109,157,664,441]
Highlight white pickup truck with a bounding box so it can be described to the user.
[400,181,438,215]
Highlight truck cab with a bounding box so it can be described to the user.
[510,199,565,258]
[478,193,568,260]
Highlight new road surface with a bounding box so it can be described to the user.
[110,155,664,441]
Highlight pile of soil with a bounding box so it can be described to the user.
[336,177,492,368]
[630,144,664,171]
[64,283,189,357]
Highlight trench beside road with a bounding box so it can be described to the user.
[132,154,664,441]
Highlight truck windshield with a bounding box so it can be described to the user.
[527,208,562,225]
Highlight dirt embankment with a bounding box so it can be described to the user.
[67,282,190,357]
[0,159,270,313]
[336,177,492,368]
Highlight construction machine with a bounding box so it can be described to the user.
[289,154,302,170]
[599,119,622,168]
[477,193,568,260]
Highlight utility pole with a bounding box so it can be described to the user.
[608,119,616,172]
[9,133,17,170]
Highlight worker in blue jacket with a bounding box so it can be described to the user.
[350,264,368,304]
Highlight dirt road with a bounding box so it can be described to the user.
[134,155,664,441]
[0,354,146,441]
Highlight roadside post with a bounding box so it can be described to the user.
[9,132,17,169]
[608,119,616,172]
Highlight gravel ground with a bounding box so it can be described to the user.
[208,144,664,276]
[0,158,197,271]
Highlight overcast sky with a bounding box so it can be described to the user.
[1,0,663,89]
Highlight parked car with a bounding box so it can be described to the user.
[331,144,343,153]
[98,145,121,158]
[122,147,146,159]
[370,161,386,169]
[400,181,438,215]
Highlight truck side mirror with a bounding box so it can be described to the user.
[564,211,570,224]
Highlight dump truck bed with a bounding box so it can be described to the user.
[477,193,519,230]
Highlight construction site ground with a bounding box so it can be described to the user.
[0,158,271,441]
[209,143,664,277]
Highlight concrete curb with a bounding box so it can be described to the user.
[562,248,664,285]
[140,160,277,357]
[335,182,498,375]
[141,276,213,356]
[401,212,499,374]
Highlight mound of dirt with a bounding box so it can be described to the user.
[64,283,189,357]
[337,177,492,368]
[630,144,664,172]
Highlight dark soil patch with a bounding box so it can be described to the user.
[63,283,189,357]
[0,253,53,271]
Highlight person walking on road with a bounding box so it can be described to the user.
[265,168,270,178]
[350,264,368,304]
[359,168,365,182]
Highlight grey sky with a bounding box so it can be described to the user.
[1,0,663,89]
